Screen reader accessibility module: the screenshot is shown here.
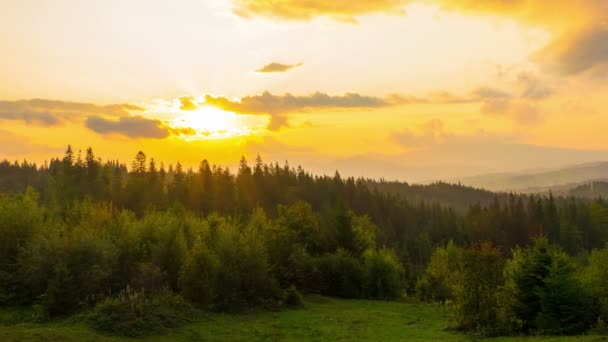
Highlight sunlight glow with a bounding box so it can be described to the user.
[170,106,264,140]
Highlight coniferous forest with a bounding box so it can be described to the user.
[2,146,608,337]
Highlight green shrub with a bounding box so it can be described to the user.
[88,287,195,337]
[582,244,608,322]
[415,241,462,302]
[179,243,219,308]
[283,285,304,308]
[318,249,365,298]
[452,242,504,334]
[211,222,281,311]
[363,248,405,300]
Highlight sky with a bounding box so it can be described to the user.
[1,0,608,181]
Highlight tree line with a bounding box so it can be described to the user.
[1,146,608,336]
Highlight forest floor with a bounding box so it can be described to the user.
[0,295,606,341]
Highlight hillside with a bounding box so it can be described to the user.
[454,161,608,193]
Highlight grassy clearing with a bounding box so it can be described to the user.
[0,296,606,341]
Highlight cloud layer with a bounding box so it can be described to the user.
[0,99,143,126]
[204,91,389,129]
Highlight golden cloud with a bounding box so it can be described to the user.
[256,62,303,73]
[233,0,405,22]
[233,0,608,74]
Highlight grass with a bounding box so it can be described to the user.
[0,296,606,341]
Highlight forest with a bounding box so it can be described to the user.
[2,146,608,337]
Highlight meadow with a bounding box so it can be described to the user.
[1,296,605,341]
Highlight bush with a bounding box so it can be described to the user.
[501,238,597,335]
[415,241,462,302]
[179,243,219,308]
[88,287,195,337]
[283,285,304,308]
[318,249,365,298]
[582,244,608,322]
[452,242,504,334]
[211,222,281,311]
[363,248,405,300]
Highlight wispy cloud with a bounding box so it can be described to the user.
[256,62,303,73]
[0,130,62,156]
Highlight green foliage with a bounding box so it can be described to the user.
[501,238,596,335]
[582,244,608,323]
[283,285,304,308]
[318,249,366,298]
[179,242,219,308]
[451,242,504,334]
[0,188,43,304]
[88,287,195,337]
[211,221,280,311]
[363,248,405,300]
[3,148,608,337]
[415,241,462,302]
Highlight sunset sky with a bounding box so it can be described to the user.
[2,0,608,181]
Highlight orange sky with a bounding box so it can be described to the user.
[1,0,607,181]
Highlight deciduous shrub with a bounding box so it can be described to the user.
[452,242,504,334]
[363,248,405,300]
[88,287,195,337]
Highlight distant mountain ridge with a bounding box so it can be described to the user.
[453,161,608,194]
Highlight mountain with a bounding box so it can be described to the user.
[453,161,608,193]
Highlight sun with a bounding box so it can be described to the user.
[171,106,257,140]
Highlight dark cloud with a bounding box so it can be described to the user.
[0,99,143,126]
[85,115,170,139]
[256,62,303,73]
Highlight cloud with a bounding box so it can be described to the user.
[517,72,553,100]
[0,130,61,156]
[0,99,143,126]
[233,0,405,22]
[428,1,608,75]
[201,90,485,131]
[233,0,608,75]
[179,96,198,110]
[85,115,171,139]
[392,119,447,148]
[536,26,608,75]
[480,99,543,126]
[473,82,548,126]
[256,62,303,73]
[473,87,512,100]
[204,91,389,130]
